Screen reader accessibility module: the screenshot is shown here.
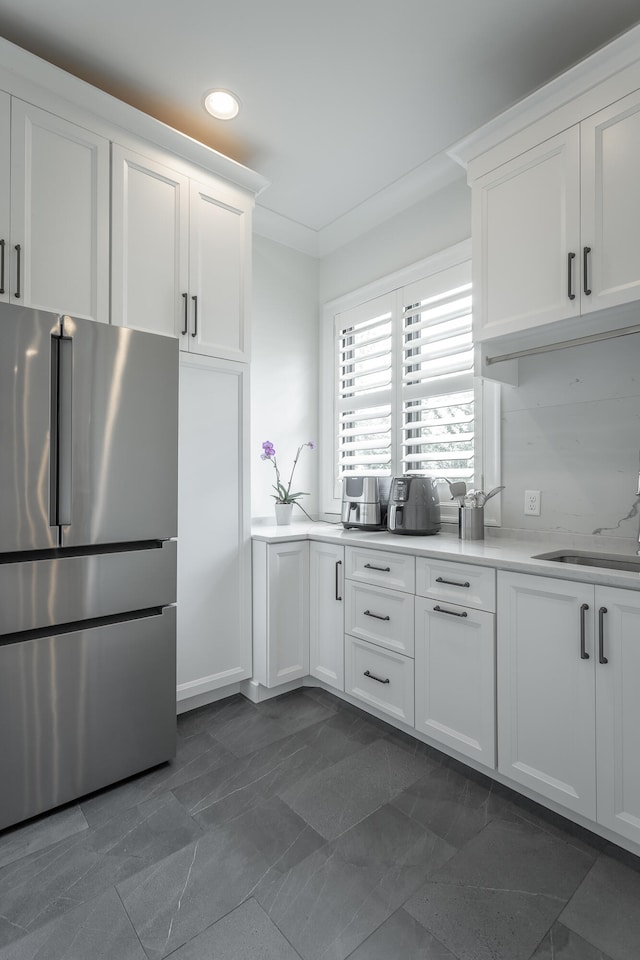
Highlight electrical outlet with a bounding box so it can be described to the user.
[524,489,541,516]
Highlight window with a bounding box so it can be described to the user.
[320,243,500,523]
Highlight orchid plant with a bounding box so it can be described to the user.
[261,440,315,509]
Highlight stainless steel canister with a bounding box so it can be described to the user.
[459,505,484,540]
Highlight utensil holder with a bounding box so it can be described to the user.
[459,505,484,540]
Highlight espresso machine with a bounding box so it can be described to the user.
[341,476,391,530]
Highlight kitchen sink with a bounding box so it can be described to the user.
[533,550,640,573]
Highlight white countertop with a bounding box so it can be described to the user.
[251,521,640,591]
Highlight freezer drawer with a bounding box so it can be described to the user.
[0,539,177,636]
[0,605,176,831]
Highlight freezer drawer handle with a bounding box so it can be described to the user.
[363,610,390,621]
[364,563,391,572]
[181,293,188,335]
[0,238,5,294]
[14,243,21,298]
[435,576,470,588]
[364,669,390,685]
[433,604,467,618]
[579,603,590,660]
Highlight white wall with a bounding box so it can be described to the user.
[319,177,471,303]
[251,235,319,520]
[500,334,640,543]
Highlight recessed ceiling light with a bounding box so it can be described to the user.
[203,89,241,120]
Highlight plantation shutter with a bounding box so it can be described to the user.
[401,263,474,481]
[335,293,394,480]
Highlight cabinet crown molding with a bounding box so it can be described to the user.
[0,36,269,198]
[448,22,640,174]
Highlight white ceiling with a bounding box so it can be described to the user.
[0,0,639,254]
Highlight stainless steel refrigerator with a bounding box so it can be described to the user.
[0,303,178,831]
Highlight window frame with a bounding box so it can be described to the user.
[320,240,502,526]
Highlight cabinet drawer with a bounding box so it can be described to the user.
[416,558,495,612]
[345,546,415,593]
[345,581,414,657]
[345,635,414,726]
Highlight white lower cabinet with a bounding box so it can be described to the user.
[415,597,496,768]
[498,571,640,844]
[309,541,344,691]
[177,355,252,701]
[345,634,414,725]
[252,540,309,688]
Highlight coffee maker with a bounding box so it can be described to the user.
[341,476,391,530]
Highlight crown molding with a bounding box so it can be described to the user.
[448,22,640,170]
[0,36,270,197]
[254,152,465,259]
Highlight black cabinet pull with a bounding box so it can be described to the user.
[567,251,576,300]
[363,609,390,621]
[598,606,608,664]
[191,294,198,337]
[0,238,5,294]
[181,292,188,335]
[435,576,470,588]
[583,246,592,296]
[14,243,21,298]
[580,603,590,659]
[364,669,390,685]
[364,563,391,572]
[335,560,342,601]
[433,604,467,618]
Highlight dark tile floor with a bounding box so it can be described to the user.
[1,687,639,960]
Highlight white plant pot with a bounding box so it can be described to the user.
[275,502,294,526]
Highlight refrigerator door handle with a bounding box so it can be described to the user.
[49,333,73,527]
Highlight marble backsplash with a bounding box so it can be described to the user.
[498,329,640,543]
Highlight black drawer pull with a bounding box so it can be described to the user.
[433,605,467,618]
[364,563,391,572]
[181,292,188,335]
[363,609,390,621]
[435,576,470,588]
[579,603,590,660]
[364,669,390,685]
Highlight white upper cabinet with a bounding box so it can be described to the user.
[7,99,109,322]
[581,88,640,314]
[111,146,251,362]
[189,178,250,362]
[111,145,189,337]
[473,128,581,341]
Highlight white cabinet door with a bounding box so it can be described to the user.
[309,541,344,691]
[415,597,496,768]
[581,88,640,315]
[177,355,251,701]
[253,540,309,688]
[472,127,580,341]
[10,99,109,322]
[111,145,189,337]
[595,586,640,846]
[189,177,250,363]
[497,571,596,818]
[0,92,9,304]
